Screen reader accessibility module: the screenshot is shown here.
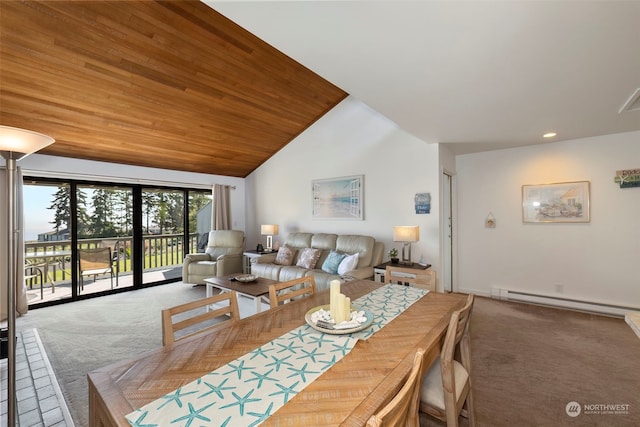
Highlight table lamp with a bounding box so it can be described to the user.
[393,226,419,266]
[260,224,279,252]
[1,125,55,426]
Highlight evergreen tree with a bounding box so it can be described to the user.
[165,192,184,233]
[90,188,117,237]
[48,184,71,234]
[142,190,162,234]
[47,185,89,236]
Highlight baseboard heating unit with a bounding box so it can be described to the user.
[491,288,638,317]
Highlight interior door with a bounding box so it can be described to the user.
[442,171,454,292]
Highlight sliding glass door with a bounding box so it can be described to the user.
[23,180,73,305]
[141,188,184,285]
[76,183,134,296]
[24,176,212,308]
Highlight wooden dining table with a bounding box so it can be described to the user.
[87,280,466,426]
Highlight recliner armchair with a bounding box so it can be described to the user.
[182,230,245,285]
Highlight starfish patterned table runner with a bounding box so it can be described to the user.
[126,284,428,427]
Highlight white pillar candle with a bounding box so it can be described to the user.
[337,294,347,323]
[345,297,351,320]
[330,280,341,321]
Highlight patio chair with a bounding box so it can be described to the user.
[78,247,115,292]
[25,264,45,300]
[101,239,124,287]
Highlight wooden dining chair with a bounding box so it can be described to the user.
[385,265,436,292]
[366,348,426,427]
[162,291,240,346]
[268,276,316,308]
[419,294,476,427]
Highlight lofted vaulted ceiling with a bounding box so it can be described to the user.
[0,0,347,177]
[2,1,639,178]
[212,0,640,155]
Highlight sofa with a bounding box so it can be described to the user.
[182,230,244,285]
[250,232,384,291]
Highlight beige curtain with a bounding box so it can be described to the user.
[212,184,231,230]
[0,166,28,321]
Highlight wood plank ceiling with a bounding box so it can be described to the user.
[0,1,347,177]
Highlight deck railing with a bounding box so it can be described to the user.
[24,233,200,285]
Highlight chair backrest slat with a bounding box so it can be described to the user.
[161,292,240,346]
[366,348,425,427]
[269,276,316,308]
[385,265,436,291]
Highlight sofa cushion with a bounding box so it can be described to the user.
[336,235,375,268]
[296,248,322,269]
[274,247,296,266]
[279,266,310,281]
[337,253,359,275]
[286,232,313,248]
[311,233,338,250]
[283,232,314,265]
[321,251,347,274]
[251,262,282,281]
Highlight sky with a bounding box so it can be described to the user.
[23,185,58,241]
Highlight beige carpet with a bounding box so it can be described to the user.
[17,286,640,427]
[448,297,640,427]
[16,282,208,427]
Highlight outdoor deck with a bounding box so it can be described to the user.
[26,267,182,306]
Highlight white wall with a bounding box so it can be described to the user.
[456,131,640,308]
[15,154,247,231]
[246,96,442,277]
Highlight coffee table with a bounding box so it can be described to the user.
[204,274,277,314]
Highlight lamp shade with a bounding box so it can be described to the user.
[261,224,279,235]
[0,125,55,160]
[393,226,419,242]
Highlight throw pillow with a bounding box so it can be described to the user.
[296,248,322,269]
[274,247,296,266]
[337,253,359,275]
[321,251,347,274]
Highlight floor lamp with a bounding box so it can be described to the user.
[1,126,54,426]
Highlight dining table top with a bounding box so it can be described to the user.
[87,280,467,427]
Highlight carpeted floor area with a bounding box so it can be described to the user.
[16,284,640,427]
[467,297,640,427]
[16,282,208,427]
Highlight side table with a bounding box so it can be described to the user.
[373,261,431,283]
[242,250,273,274]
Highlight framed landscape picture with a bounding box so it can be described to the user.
[312,175,363,220]
[522,181,590,223]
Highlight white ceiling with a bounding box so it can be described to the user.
[207,1,640,155]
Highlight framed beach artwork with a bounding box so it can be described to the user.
[522,181,590,223]
[312,175,364,220]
